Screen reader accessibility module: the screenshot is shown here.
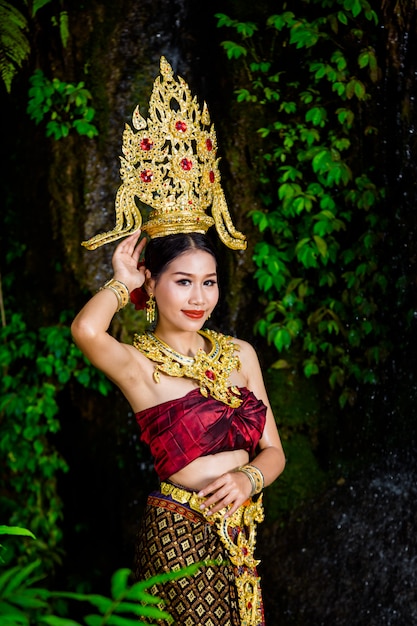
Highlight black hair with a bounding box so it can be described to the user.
[144,232,218,281]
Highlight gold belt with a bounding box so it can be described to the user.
[160,481,205,509]
[159,481,265,626]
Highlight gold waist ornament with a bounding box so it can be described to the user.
[160,481,265,626]
[133,328,242,407]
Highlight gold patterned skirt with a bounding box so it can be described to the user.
[134,483,265,626]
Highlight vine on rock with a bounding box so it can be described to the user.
[0,312,112,570]
[216,0,389,407]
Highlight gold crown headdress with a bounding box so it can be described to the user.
[82,57,246,251]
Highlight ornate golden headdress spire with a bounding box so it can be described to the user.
[82,56,246,251]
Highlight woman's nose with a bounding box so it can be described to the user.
[189,285,204,304]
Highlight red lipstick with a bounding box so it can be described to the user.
[182,310,205,319]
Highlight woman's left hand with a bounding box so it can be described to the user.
[197,470,253,517]
[112,230,147,291]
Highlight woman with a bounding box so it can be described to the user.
[71,229,285,625]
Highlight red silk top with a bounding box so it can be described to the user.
[135,387,267,481]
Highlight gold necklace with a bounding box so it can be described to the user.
[133,329,242,407]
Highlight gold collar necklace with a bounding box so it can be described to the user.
[133,329,242,407]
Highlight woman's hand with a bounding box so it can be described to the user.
[112,230,147,292]
[197,470,253,518]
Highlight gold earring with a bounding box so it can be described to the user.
[146,293,156,323]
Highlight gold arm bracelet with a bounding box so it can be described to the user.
[100,279,130,312]
[236,464,264,496]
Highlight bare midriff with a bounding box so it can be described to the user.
[168,448,249,492]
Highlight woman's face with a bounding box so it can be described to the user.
[149,249,219,331]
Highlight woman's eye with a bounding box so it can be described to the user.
[175,278,217,286]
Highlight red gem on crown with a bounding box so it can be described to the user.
[140,138,154,151]
[206,138,213,151]
[140,169,153,182]
[181,158,192,171]
[205,370,216,381]
[176,121,187,132]
[209,171,215,183]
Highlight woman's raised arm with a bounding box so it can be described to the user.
[71,231,146,381]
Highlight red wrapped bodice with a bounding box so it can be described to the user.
[135,387,267,481]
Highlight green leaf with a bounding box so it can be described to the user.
[313,235,328,258]
[111,569,131,600]
[112,605,170,620]
[4,591,48,610]
[0,601,28,625]
[59,11,69,47]
[271,359,291,369]
[267,12,295,30]
[79,594,113,613]
[105,616,155,626]
[329,366,345,389]
[84,616,103,626]
[289,20,320,49]
[221,41,247,59]
[0,560,42,595]
[272,328,292,351]
[303,360,319,377]
[295,238,310,254]
[215,13,236,28]
[32,1,53,16]
[278,182,302,200]
[354,79,366,98]
[297,244,318,269]
[305,107,327,126]
[0,527,36,539]
[337,11,348,25]
[349,0,363,18]
[235,21,258,37]
[358,50,369,69]
[40,616,83,626]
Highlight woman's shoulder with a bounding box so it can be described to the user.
[202,329,252,353]
[228,334,257,356]
[209,331,260,366]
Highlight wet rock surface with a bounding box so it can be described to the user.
[259,451,417,625]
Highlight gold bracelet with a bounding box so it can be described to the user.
[100,279,130,312]
[236,464,264,496]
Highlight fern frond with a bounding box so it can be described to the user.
[0,0,30,92]
[32,0,53,17]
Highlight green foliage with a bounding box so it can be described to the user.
[47,565,205,626]
[0,0,30,93]
[27,70,99,139]
[0,527,36,569]
[0,0,68,93]
[0,558,50,626]
[0,312,112,569]
[216,1,390,406]
[0,526,205,626]
[0,1,94,140]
